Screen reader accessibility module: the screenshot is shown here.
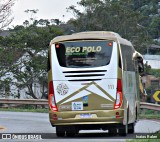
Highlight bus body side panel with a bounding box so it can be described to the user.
[49,41,124,125]
[123,71,137,123]
[119,43,140,125]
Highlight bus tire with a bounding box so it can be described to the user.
[66,131,76,137]
[56,126,65,137]
[109,128,117,136]
[65,126,77,137]
[128,123,134,134]
[119,124,128,136]
[119,108,129,136]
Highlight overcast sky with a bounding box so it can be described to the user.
[11,0,81,27]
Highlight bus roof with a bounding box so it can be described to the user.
[50,31,132,46]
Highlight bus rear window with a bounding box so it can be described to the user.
[55,40,113,68]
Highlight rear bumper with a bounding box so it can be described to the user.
[49,109,124,126]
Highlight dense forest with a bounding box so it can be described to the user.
[0,0,160,98]
[65,0,160,52]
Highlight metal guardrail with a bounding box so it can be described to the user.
[0,99,159,110]
[0,99,48,105]
[140,102,160,111]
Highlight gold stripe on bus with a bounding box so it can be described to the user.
[57,82,93,105]
[91,82,115,101]
[85,89,114,102]
[57,81,114,105]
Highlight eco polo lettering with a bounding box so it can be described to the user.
[66,46,102,53]
[82,46,102,52]
[66,47,80,53]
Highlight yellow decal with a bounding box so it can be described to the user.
[153,91,160,102]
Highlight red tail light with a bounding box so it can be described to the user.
[117,79,122,92]
[49,81,58,112]
[114,79,123,109]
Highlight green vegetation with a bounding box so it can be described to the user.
[140,109,160,120]
[67,0,160,53]
[0,108,48,113]
[127,139,159,142]
[0,10,63,99]
[148,69,160,78]
[0,105,48,113]
[140,114,160,120]
[0,0,160,99]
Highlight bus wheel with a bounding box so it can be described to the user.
[128,123,134,134]
[66,130,76,137]
[56,126,65,137]
[66,126,77,137]
[119,108,129,136]
[119,124,128,136]
[66,131,76,137]
[109,128,117,136]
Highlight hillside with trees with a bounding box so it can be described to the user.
[0,0,159,99]
[65,0,160,53]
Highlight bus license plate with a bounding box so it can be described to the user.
[80,114,92,118]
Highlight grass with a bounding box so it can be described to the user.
[139,109,160,120]
[0,108,48,113]
[0,104,48,113]
[139,114,160,120]
[127,140,159,142]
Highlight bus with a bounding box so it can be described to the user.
[48,31,144,137]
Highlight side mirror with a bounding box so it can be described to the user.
[132,51,144,74]
[137,57,144,74]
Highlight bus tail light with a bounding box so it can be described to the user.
[49,81,58,112]
[114,79,123,109]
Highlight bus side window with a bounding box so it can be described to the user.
[119,53,122,68]
[47,52,51,71]
[120,44,135,71]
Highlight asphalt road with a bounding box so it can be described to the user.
[0,111,160,141]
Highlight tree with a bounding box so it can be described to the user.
[0,9,64,99]
[0,17,63,99]
[133,0,160,39]
[66,0,157,53]
[24,9,39,26]
[149,17,160,39]
[51,19,62,26]
[0,42,24,98]
[0,0,15,29]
